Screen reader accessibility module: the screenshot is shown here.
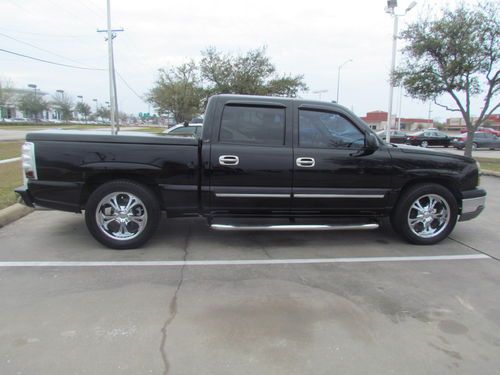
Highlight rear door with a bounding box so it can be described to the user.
[292,104,393,214]
[207,100,293,215]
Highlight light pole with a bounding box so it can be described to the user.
[336,59,353,104]
[312,89,328,101]
[92,98,98,113]
[27,84,37,121]
[385,0,417,143]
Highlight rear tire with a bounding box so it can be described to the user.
[85,180,160,249]
[391,183,458,245]
[420,140,428,148]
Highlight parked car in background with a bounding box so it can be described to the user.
[406,130,453,147]
[163,123,203,137]
[461,127,500,137]
[376,130,408,144]
[452,132,500,150]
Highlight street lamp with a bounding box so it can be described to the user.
[385,0,417,143]
[312,89,328,101]
[92,98,98,112]
[336,59,353,104]
[77,95,83,102]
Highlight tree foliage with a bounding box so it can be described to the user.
[200,47,307,97]
[17,93,48,120]
[75,102,91,121]
[95,105,110,120]
[52,92,74,121]
[0,79,14,118]
[148,61,205,123]
[393,1,499,157]
[148,47,308,123]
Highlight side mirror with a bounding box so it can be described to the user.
[365,132,379,150]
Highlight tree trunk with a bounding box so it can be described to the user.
[463,128,475,158]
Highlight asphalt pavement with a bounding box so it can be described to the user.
[0,177,499,374]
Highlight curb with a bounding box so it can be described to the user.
[0,203,34,229]
[480,169,500,178]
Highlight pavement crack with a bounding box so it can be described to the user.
[448,237,499,262]
[159,224,190,375]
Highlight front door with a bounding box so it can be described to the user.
[292,105,394,215]
[208,102,293,215]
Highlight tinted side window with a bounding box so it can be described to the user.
[219,106,285,146]
[299,110,364,149]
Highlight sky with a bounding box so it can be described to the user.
[0,0,490,121]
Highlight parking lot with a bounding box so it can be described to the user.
[0,176,498,374]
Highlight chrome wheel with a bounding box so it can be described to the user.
[420,140,428,148]
[95,192,148,241]
[407,194,450,239]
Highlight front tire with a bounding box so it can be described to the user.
[420,140,429,148]
[85,180,160,249]
[391,183,458,245]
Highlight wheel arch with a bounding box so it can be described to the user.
[395,177,462,210]
[80,172,164,210]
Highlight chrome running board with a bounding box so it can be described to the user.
[210,223,379,231]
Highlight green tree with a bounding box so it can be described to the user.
[0,79,14,119]
[95,106,110,121]
[17,93,48,121]
[200,46,307,97]
[148,61,205,123]
[393,2,499,157]
[52,92,74,121]
[75,102,91,122]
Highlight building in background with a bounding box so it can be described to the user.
[360,110,433,131]
[445,115,500,131]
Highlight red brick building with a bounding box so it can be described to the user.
[360,111,433,131]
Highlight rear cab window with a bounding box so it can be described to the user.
[219,105,286,146]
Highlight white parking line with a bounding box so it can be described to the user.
[0,157,21,164]
[0,254,490,267]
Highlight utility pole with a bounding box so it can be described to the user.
[97,0,123,135]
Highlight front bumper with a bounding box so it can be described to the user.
[459,188,486,221]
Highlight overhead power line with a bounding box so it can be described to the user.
[0,48,105,71]
[117,71,145,102]
[0,32,99,69]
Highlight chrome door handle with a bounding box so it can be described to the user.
[219,155,239,166]
[296,157,315,167]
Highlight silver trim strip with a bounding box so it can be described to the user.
[294,194,385,199]
[461,196,486,214]
[215,193,290,198]
[211,223,379,231]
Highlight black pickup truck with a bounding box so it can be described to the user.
[16,94,486,249]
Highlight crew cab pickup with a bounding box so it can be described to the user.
[15,94,486,249]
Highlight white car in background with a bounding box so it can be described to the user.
[163,123,203,137]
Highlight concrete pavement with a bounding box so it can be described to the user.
[0,177,499,374]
